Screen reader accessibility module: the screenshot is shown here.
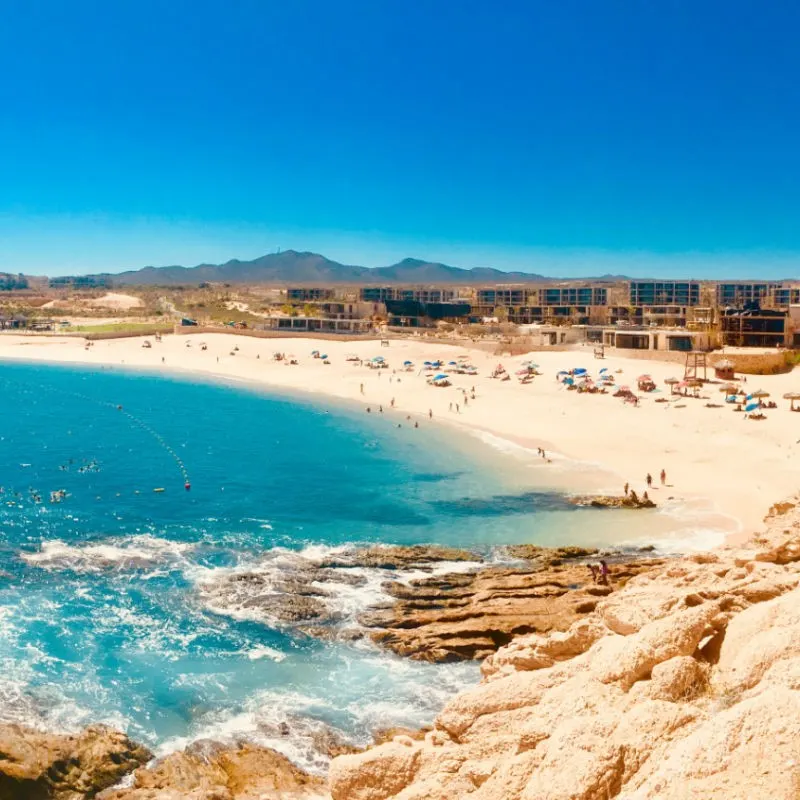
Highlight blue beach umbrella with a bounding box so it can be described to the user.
[434,373,449,380]
[745,402,760,412]
[404,360,413,365]
[573,368,587,375]
[599,368,609,374]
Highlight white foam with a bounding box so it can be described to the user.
[193,543,483,630]
[242,645,286,662]
[22,534,195,573]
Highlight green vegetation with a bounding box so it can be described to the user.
[0,273,29,291]
[66,322,173,334]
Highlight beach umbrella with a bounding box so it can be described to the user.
[783,392,800,410]
[448,361,458,366]
[750,389,770,398]
[403,360,413,366]
[745,402,760,413]
[637,374,652,381]
[599,368,609,374]
[434,373,449,380]
[557,370,569,375]
[719,384,738,393]
[320,354,328,360]
[573,368,587,375]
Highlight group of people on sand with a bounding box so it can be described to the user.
[623,469,667,502]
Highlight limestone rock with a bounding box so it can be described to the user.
[99,741,328,800]
[329,494,800,800]
[0,723,151,799]
[363,558,662,663]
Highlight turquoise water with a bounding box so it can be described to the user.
[0,361,632,770]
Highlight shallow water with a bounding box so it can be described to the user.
[0,362,726,769]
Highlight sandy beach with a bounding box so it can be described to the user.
[1,331,797,540]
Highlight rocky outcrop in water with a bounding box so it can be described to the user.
[0,723,151,799]
[98,740,329,800]
[199,544,660,660]
[328,497,800,800]
[570,494,657,509]
[361,554,663,663]
[197,545,483,638]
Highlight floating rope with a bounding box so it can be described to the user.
[0,377,191,491]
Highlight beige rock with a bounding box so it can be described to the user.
[0,723,150,799]
[329,495,800,800]
[100,741,327,800]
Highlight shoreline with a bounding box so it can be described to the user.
[1,331,795,542]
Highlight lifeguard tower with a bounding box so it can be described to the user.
[684,351,708,382]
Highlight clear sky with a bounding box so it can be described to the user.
[1,0,799,278]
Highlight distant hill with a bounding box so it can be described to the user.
[85,251,554,286]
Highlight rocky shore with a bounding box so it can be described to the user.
[8,499,800,799]
[330,497,800,799]
[198,543,662,662]
[360,547,663,663]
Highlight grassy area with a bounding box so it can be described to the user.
[66,322,174,334]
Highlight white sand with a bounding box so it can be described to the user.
[1,332,797,540]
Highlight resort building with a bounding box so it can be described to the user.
[584,326,710,352]
[259,316,373,334]
[715,282,778,308]
[359,287,456,303]
[385,300,472,328]
[286,287,336,302]
[719,307,791,348]
[628,281,701,307]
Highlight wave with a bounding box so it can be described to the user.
[21,534,195,573]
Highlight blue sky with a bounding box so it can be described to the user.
[1,0,799,278]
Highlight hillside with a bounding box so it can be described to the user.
[85,251,551,286]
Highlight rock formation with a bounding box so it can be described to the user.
[0,723,151,799]
[98,740,328,800]
[361,553,663,662]
[198,543,658,656]
[329,496,800,799]
[569,494,657,509]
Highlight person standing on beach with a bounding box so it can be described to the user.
[599,561,610,585]
[646,473,653,488]
[390,397,395,408]
[360,383,364,395]
[624,482,629,496]
[660,469,666,485]
[429,409,433,419]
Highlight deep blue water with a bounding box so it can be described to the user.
[0,361,614,770]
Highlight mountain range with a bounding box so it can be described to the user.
[89,251,561,286]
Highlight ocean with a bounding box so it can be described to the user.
[0,361,717,771]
